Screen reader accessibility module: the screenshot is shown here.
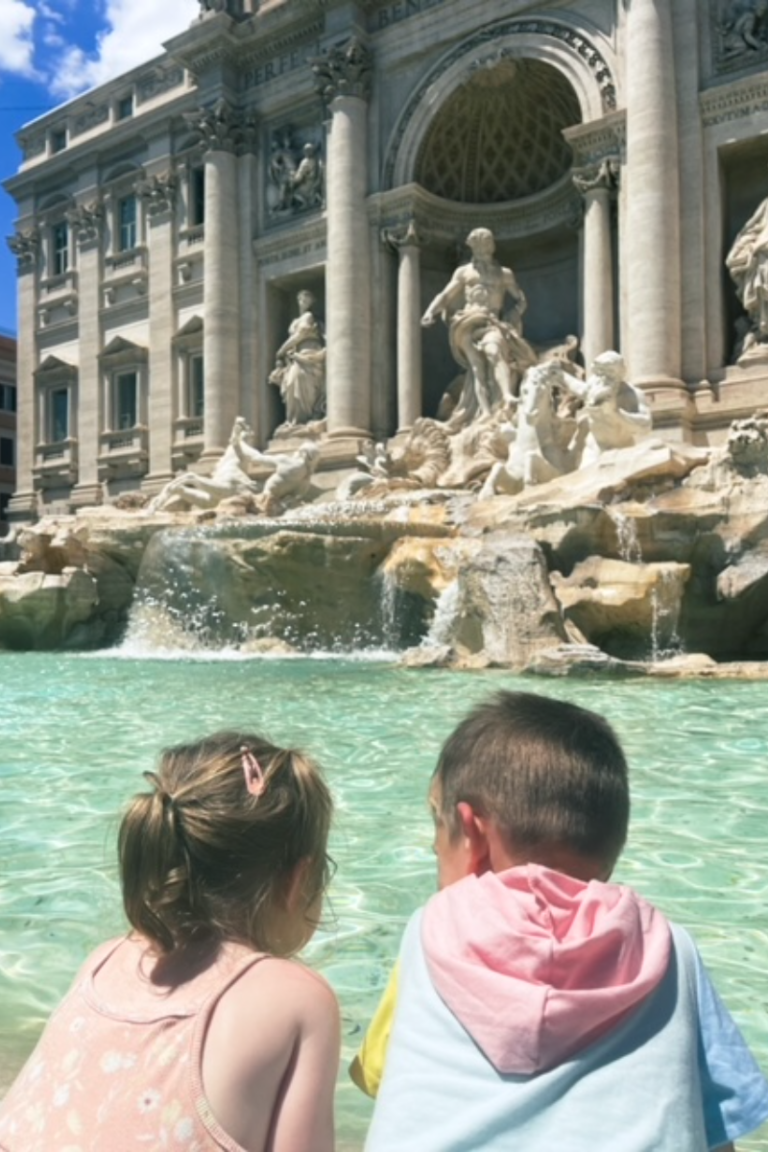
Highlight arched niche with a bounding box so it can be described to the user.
[385,18,617,191]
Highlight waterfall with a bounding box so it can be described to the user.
[650,570,684,662]
[612,511,643,563]
[424,580,461,647]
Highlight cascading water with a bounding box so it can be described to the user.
[612,511,643,564]
[650,569,685,662]
[423,580,461,647]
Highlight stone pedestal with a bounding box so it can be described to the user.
[624,0,684,395]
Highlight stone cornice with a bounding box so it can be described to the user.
[700,74,768,128]
[563,110,626,167]
[369,176,583,245]
[253,214,327,265]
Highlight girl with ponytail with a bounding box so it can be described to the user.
[0,731,339,1152]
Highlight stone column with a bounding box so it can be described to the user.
[385,221,423,432]
[624,0,683,391]
[573,160,618,370]
[186,100,249,465]
[313,38,373,441]
[6,229,39,520]
[139,170,176,491]
[69,201,104,508]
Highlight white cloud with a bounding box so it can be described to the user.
[50,0,199,99]
[0,0,36,76]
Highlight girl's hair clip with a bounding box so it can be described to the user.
[241,747,267,798]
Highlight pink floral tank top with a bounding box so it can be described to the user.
[0,938,266,1152]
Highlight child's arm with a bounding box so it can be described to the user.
[202,957,340,1152]
[350,961,400,1098]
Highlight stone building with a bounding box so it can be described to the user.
[5,0,768,519]
[0,333,17,531]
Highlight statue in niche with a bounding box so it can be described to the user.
[726,195,768,359]
[147,417,320,515]
[269,290,327,426]
[268,138,324,215]
[719,0,768,57]
[422,228,537,426]
[570,352,652,467]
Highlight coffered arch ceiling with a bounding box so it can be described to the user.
[415,58,581,203]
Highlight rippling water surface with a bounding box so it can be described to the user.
[1,653,767,1149]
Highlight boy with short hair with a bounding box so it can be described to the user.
[354,691,768,1151]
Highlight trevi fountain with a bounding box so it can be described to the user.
[2,227,768,1150]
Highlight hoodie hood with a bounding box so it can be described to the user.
[421,864,671,1076]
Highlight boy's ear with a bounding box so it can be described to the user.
[455,801,492,875]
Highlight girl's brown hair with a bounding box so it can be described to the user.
[118,731,332,956]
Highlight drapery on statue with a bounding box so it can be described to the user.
[147,418,321,514]
[269,290,327,426]
[422,227,537,425]
[726,194,768,357]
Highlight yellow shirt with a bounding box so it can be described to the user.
[349,962,399,1098]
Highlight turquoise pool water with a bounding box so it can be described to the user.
[0,652,767,1149]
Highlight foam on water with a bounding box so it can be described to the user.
[1,656,767,1149]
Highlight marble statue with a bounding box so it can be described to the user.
[720,0,768,57]
[571,352,652,467]
[148,418,321,515]
[479,361,575,497]
[269,139,324,214]
[148,417,264,513]
[251,442,322,515]
[422,227,537,424]
[726,196,768,357]
[269,291,326,425]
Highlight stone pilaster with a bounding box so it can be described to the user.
[68,200,104,508]
[385,221,423,431]
[624,0,684,394]
[6,230,39,520]
[573,160,618,370]
[139,170,177,490]
[313,38,373,441]
[185,99,254,464]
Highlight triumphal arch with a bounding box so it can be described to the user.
[6,0,768,516]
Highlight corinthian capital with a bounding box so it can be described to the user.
[572,156,621,196]
[7,227,40,266]
[184,98,257,153]
[66,200,103,244]
[136,171,177,217]
[310,37,373,103]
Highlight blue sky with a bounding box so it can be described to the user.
[0,0,197,335]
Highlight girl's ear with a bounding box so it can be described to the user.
[281,857,314,912]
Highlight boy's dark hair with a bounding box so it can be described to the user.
[433,691,629,870]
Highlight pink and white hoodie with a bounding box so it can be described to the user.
[364,865,768,1152]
